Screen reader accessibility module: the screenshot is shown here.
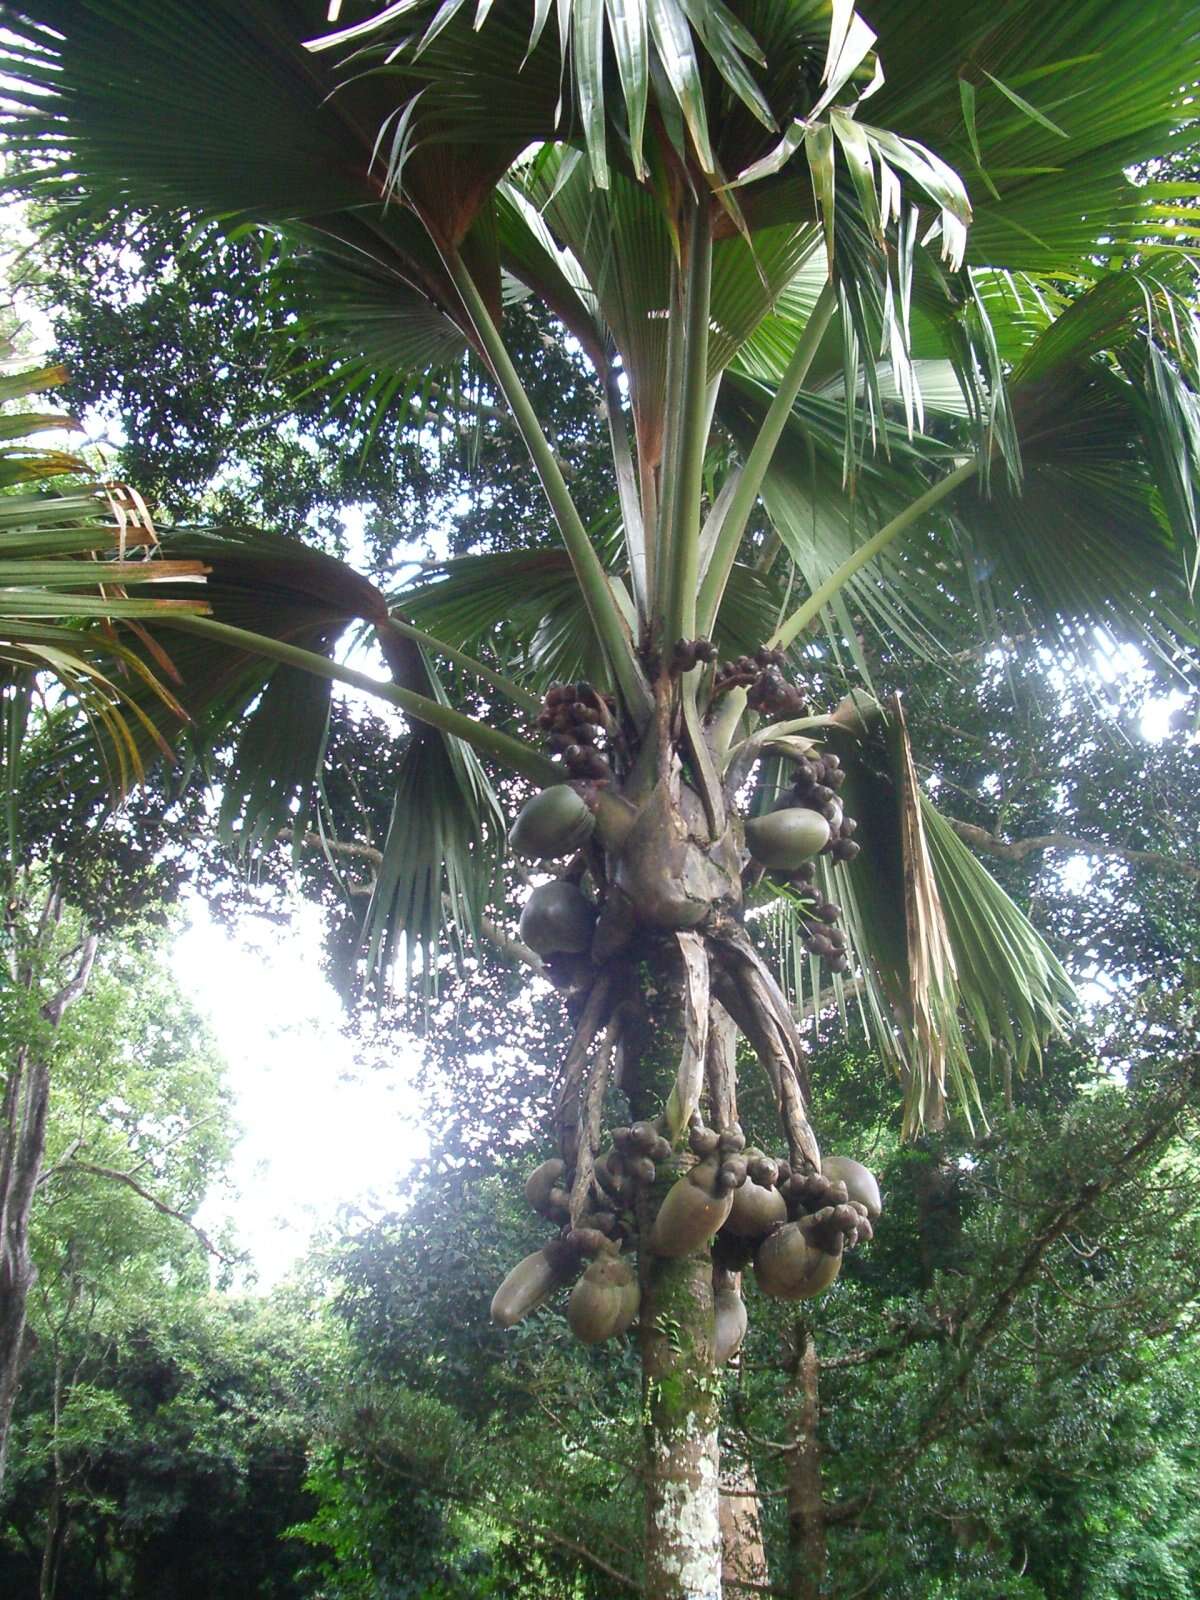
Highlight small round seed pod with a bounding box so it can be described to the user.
[718,1124,746,1154]
[629,1120,660,1154]
[629,1155,658,1187]
[821,1155,882,1218]
[719,1154,749,1187]
[567,747,612,779]
[565,1227,611,1257]
[689,1125,721,1158]
[818,901,842,923]
[718,1162,748,1195]
[546,1185,571,1216]
[612,1126,634,1152]
[594,1153,623,1199]
[651,1136,673,1164]
[579,1209,617,1235]
[841,840,861,861]
[714,1284,748,1364]
[491,1247,570,1327]
[802,1203,862,1256]
[775,1160,792,1186]
[748,1154,779,1188]
[649,1160,735,1257]
[525,1157,566,1216]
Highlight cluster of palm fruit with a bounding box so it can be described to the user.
[534,681,618,780]
[492,1124,881,1356]
[711,645,809,718]
[496,639,876,1354]
[669,635,719,673]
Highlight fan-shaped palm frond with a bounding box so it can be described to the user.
[755,692,1073,1135]
[0,357,210,793]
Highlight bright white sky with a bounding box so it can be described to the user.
[178,894,430,1288]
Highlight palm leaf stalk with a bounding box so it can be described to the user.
[4,2,1199,1594]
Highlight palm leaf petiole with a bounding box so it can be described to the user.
[442,245,652,725]
[697,278,838,633]
[161,614,559,785]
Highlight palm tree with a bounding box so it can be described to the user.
[3,2,1199,1593]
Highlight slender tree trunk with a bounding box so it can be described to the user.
[0,890,97,1492]
[720,1456,769,1595]
[0,1038,50,1489]
[39,1482,68,1600]
[630,950,723,1600]
[787,1325,826,1600]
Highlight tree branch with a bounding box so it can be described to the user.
[41,935,98,1028]
[943,817,1200,884]
[58,1160,235,1265]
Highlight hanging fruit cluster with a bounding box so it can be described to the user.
[709,646,808,719]
[489,636,878,1358]
[494,1115,881,1355]
[535,681,618,780]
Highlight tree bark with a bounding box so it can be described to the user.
[787,1325,826,1600]
[0,890,97,1492]
[720,1455,769,1595]
[39,1481,68,1600]
[631,950,724,1600]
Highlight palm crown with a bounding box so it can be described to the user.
[3,0,1198,1129]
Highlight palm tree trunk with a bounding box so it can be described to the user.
[629,952,723,1600]
[639,1250,723,1599]
[787,1325,826,1600]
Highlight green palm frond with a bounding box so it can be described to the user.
[359,649,504,996]
[0,356,210,794]
[761,693,1072,1135]
[398,543,782,691]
